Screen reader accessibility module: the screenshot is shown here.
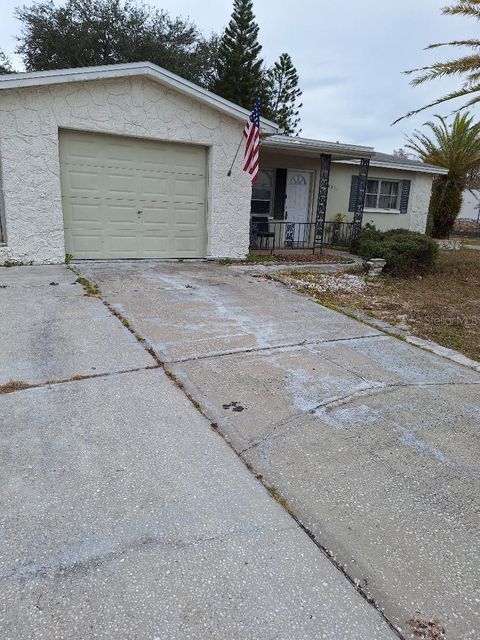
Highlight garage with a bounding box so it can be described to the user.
[59,129,207,259]
[0,62,278,265]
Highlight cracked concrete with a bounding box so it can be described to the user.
[77,260,480,640]
[0,264,397,640]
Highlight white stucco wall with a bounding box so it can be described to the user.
[259,150,434,234]
[0,76,252,264]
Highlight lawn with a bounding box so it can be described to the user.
[278,248,480,362]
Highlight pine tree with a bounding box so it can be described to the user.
[214,0,263,109]
[263,53,302,135]
[0,50,12,74]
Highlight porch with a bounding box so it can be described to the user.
[250,136,374,253]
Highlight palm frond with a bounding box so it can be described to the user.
[426,39,480,49]
[405,55,480,85]
[442,2,480,20]
[392,85,480,124]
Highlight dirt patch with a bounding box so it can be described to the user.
[279,249,480,362]
[0,380,31,394]
[407,617,446,639]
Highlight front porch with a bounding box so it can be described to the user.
[249,136,373,253]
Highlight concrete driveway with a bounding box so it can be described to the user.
[77,260,480,640]
[0,265,396,640]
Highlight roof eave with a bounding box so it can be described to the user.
[0,62,280,134]
[336,158,449,175]
[261,139,374,160]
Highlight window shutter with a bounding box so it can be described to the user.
[400,180,411,213]
[348,175,359,212]
[273,168,287,219]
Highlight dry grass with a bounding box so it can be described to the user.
[247,250,352,264]
[281,248,480,362]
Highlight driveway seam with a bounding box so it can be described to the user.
[168,333,387,364]
[0,365,160,396]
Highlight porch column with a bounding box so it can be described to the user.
[315,153,332,248]
[352,158,370,239]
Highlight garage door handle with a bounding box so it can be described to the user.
[137,210,143,215]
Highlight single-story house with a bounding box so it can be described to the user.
[0,61,447,264]
[253,143,448,250]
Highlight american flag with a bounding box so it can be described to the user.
[243,96,261,182]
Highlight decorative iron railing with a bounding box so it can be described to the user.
[249,219,354,253]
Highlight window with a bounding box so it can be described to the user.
[365,179,400,210]
[251,169,273,215]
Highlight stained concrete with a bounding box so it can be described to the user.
[78,260,480,640]
[0,265,153,385]
[0,264,397,639]
[0,369,395,640]
[78,260,379,362]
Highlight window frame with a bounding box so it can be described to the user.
[250,168,275,216]
[364,178,401,212]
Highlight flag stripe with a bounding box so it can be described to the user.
[242,97,261,183]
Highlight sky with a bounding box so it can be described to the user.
[0,0,475,152]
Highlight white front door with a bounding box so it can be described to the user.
[285,170,311,224]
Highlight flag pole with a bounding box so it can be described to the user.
[227,134,244,177]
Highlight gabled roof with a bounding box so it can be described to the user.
[0,61,280,134]
[340,151,448,175]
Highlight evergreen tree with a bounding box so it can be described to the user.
[0,50,12,74]
[263,53,302,135]
[214,0,263,109]
[15,0,218,88]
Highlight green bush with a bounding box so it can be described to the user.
[353,225,439,277]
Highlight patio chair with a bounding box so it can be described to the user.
[251,215,275,253]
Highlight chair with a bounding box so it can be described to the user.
[250,215,275,253]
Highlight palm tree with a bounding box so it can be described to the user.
[394,0,480,123]
[406,112,480,237]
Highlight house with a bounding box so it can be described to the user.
[254,142,448,251]
[0,62,446,264]
[0,62,278,264]
[459,189,480,222]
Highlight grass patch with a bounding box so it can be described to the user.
[280,249,480,362]
[75,276,100,297]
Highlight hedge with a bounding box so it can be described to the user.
[352,224,439,277]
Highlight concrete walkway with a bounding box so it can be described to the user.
[0,266,396,640]
[77,260,480,640]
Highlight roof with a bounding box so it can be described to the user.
[340,151,449,175]
[0,61,280,134]
[261,134,374,161]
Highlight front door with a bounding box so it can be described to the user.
[285,170,311,245]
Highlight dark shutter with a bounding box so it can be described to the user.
[273,168,287,219]
[348,175,359,212]
[400,180,411,213]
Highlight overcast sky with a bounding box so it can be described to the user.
[0,0,475,152]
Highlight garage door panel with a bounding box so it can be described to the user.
[63,167,104,198]
[60,130,206,259]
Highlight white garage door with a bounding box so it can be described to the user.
[59,130,207,259]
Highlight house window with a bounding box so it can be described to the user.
[365,179,400,210]
[251,169,273,215]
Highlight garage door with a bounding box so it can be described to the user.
[59,130,207,259]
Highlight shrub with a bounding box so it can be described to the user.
[354,225,439,277]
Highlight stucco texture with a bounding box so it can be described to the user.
[0,76,251,264]
[259,150,433,234]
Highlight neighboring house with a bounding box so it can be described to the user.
[459,189,480,222]
[255,143,448,250]
[0,62,446,264]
